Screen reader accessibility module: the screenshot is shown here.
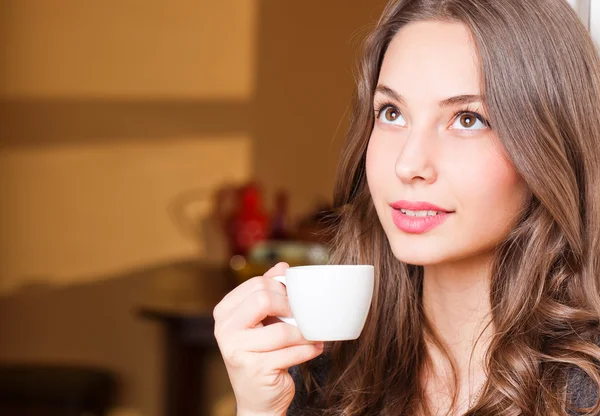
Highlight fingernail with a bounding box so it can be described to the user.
[315,342,324,349]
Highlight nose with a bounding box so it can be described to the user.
[395,127,437,185]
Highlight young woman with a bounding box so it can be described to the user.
[213,0,600,414]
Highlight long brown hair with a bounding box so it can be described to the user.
[302,0,600,415]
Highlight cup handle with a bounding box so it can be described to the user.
[272,275,298,327]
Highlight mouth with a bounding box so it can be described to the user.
[389,200,454,234]
[389,200,453,213]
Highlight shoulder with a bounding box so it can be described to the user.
[566,336,600,414]
[288,353,331,415]
[567,365,599,414]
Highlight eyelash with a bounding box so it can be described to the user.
[373,101,492,128]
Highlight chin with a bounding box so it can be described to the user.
[388,241,447,266]
[387,233,478,266]
[388,236,498,268]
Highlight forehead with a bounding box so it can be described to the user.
[378,20,482,101]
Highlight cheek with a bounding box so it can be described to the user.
[365,133,399,209]
[451,147,526,233]
[365,135,385,196]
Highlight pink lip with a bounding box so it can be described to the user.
[390,200,451,212]
[389,200,453,234]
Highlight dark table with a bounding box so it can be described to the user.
[139,307,218,416]
[138,262,236,416]
[0,363,116,416]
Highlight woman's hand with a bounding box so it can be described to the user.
[213,262,324,415]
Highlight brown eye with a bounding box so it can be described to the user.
[377,105,405,125]
[459,113,476,128]
[384,107,400,122]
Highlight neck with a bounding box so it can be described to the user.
[421,255,494,376]
[420,255,494,414]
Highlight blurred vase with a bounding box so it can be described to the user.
[227,182,269,257]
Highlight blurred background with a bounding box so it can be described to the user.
[0,1,388,415]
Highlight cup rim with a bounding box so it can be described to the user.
[288,264,374,271]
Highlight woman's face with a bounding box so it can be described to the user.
[366,20,528,266]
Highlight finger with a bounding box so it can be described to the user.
[263,262,289,278]
[243,322,315,352]
[214,274,288,321]
[216,262,288,311]
[267,343,325,370]
[224,290,292,330]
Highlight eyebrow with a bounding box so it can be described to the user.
[374,84,483,108]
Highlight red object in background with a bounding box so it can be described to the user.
[227,183,269,257]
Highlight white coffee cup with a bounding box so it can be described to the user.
[273,265,374,341]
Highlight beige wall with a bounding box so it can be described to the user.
[252,1,386,219]
[0,138,251,291]
[0,0,257,289]
[0,0,257,99]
